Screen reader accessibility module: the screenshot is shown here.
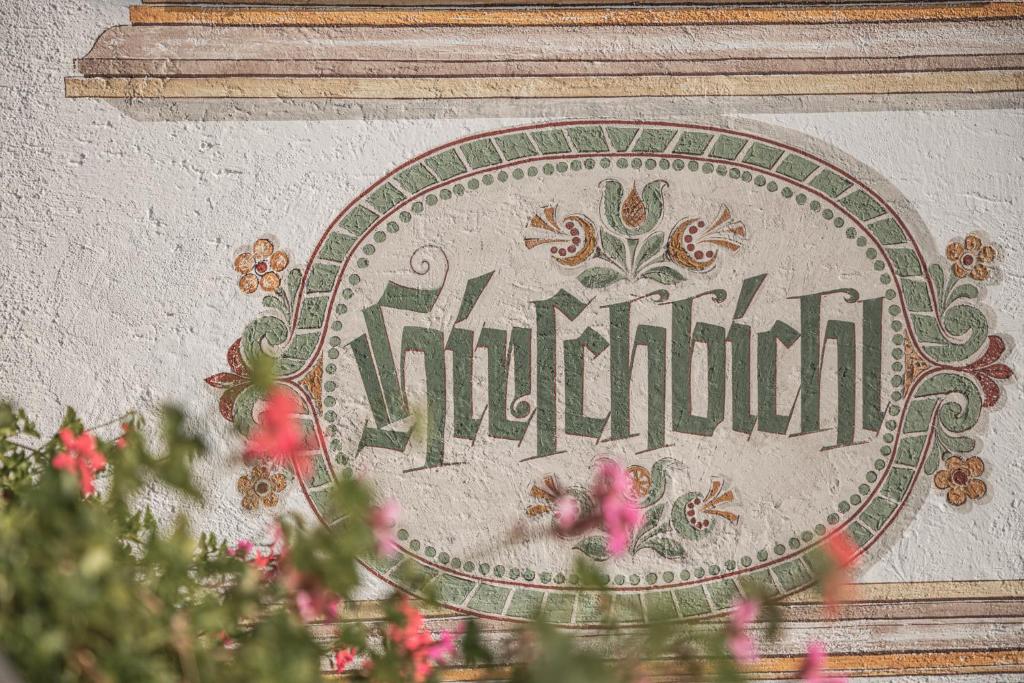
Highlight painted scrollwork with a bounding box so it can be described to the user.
[528,458,738,562]
[897,236,1010,505]
[524,179,747,289]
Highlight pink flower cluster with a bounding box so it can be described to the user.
[799,642,847,683]
[244,389,314,479]
[334,648,357,673]
[726,599,759,665]
[387,596,460,682]
[369,500,400,557]
[52,428,107,496]
[822,531,859,615]
[231,531,341,623]
[555,460,642,556]
[727,598,846,682]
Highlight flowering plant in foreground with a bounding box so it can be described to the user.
[0,367,855,683]
[555,460,643,556]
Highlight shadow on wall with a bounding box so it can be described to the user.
[106,92,1024,123]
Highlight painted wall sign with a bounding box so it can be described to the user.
[208,121,1010,624]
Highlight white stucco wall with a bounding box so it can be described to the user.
[2,0,1023,624]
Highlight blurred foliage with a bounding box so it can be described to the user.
[0,397,804,682]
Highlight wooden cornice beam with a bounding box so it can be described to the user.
[127,2,1024,27]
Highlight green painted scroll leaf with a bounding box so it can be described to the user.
[918,262,989,364]
[287,268,302,305]
[640,266,685,285]
[916,372,983,437]
[645,536,686,560]
[600,231,627,270]
[636,180,668,235]
[240,315,288,367]
[638,458,673,508]
[671,493,709,542]
[262,294,287,316]
[577,267,625,289]
[931,303,988,363]
[633,503,666,545]
[947,282,980,306]
[601,180,627,234]
[635,232,665,269]
[231,384,262,434]
[574,536,610,562]
[926,421,977,475]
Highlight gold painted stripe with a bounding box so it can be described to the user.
[64,70,1024,99]
[128,2,1024,27]
[425,650,1024,681]
[783,579,1024,603]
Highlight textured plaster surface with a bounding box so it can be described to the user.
[2,0,1024,609]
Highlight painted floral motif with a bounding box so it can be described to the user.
[524,179,747,289]
[946,234,995,281]
[934,455,986,506]
[625,465,652,500]
[235,238,289,293]
[204,339,253,422]
[525,474,563,518]
[524,207,597,267]
[914,242,1011,481]
[602,180,667,238]
[237,463,288,510]
[667,206,747,272]
[527,459,738,562]
[681,479,739,531]
[964,335,1013,408]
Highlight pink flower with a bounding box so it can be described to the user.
[552,461,642,556]
[821,531,858,615]
[554,495,579,531]
[422,628,458,670]
[228,539,254,558]
[281,562,341,623]
[334,648,357,673]
[726,599,760,664]
[593,461,642,556]
[294,587,341,623]
[370,500,400,556]
[52,428,107,496]
[244,389,314,479]
[799,642,846,683]
[250,549,277,575]
[388,596,460,683]
[114,422,131,449]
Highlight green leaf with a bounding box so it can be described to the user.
[646,536,686,560]
[641,266,685,285]
[634,503,665,544]
[948,282,979,305]
[577,267,624,289]
[635,231,665,268]
[600,231,627,270]
[600,179,627,234]
[287,268,302,303]
[571,557,607,591]
[573,536,610,562]
[460,619,494,666]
